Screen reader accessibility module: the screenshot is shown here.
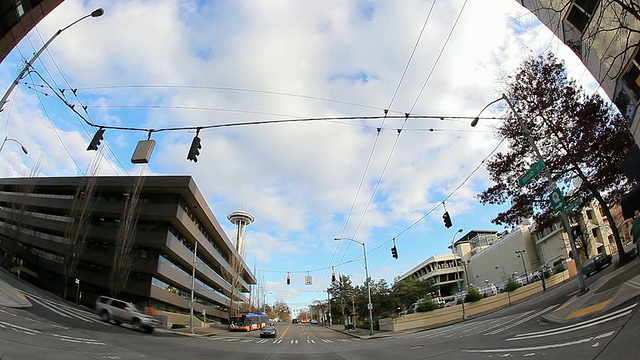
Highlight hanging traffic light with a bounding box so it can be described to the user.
[87,128,105,151]
[286,275,291,285]
[391,246,398,259]
[331,272,336,282]
[187,136,202,162]
[443,211,452,228]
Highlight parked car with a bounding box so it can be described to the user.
[95,296,158,333]
[582,253,612,277]
[260,325,277,338]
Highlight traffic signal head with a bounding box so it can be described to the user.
[187,136,202,162]
[443,211,452,228]
[331,272,336,282]
[287,275,291,285]
[87,128,105,151]
[391,246,398,259]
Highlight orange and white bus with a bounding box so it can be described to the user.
[229,312,268,331]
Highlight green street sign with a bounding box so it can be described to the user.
[549,187,566,212]
[518,160,545,187]
[566,199,581,214]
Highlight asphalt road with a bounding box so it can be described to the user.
[0,262,638,359]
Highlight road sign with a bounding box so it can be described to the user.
[518,160,545,187]
[549,187,566,212]
[305,275,312,285]
[566,199,581,214]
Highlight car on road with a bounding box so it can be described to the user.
[292,318,298,324]
[95,296,158,333]
[260,325,277,338]
[582,253,612,277]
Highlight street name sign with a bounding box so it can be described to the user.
[566,199,581,214]
[518,160,545,187]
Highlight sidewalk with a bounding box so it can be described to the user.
[0,270,31,309]
[543,253,640,323]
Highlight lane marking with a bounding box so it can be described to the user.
[465,331,615,353]
[0,321,41,334]
[507,303,636,341]
[485,305,556,335]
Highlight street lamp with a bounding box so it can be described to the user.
[515,250,529,285]
[334,237,373,336]
[450,228,466,320]
[0,8,104,113]
[472,93,587,294]
[0,137,28,154]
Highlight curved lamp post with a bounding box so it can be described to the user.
[471,93,587,295]
[450,228,466,320]
[334,237,373,336]
[0,137,28,154]
[0,8,104,113]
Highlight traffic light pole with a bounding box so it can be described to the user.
[472,94,587,294]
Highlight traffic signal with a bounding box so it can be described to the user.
[391,246,398,259]
[331,272,336,282]
[443,211,452,228]
[87,128,105,151]
[187,136,202,162]
[287,275,291,285]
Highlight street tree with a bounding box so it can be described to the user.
[478,53,635,261]
[272,300,291,321]
[391,277,437,313]
[328,274,355,322]
[109,176,144,297]
[63,160,99,301]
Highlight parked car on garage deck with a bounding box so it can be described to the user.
[582,253,612,277]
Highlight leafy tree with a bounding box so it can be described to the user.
[478,53,636,262]
[328,274,356,322]
[271,300,291,321]
[390,277,437,313]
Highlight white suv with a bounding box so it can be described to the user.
[95,296,157,333]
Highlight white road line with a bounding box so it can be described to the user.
[465,331,615,353]
[507,303,637,341]
[307,339,315,343]
[0,321,41,334]
[485,305,556,335]
[274,339,282,344]
[51,333,106,345]
[22,292,105,324]
[256,339,268,343]
[322,339,333,343]
[25,296,72,319]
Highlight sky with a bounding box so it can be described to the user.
[0,0,601,312]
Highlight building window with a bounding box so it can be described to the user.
[563,0,600,56]
[615,47,640,123]
[566,0,599,33]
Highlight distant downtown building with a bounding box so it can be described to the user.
[0,175,255,322]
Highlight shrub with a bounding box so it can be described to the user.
[555,263,566,273]
[465,287,483,302]
[543,270,552,279]
[416,300,438,312]
[506,277,521,292]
